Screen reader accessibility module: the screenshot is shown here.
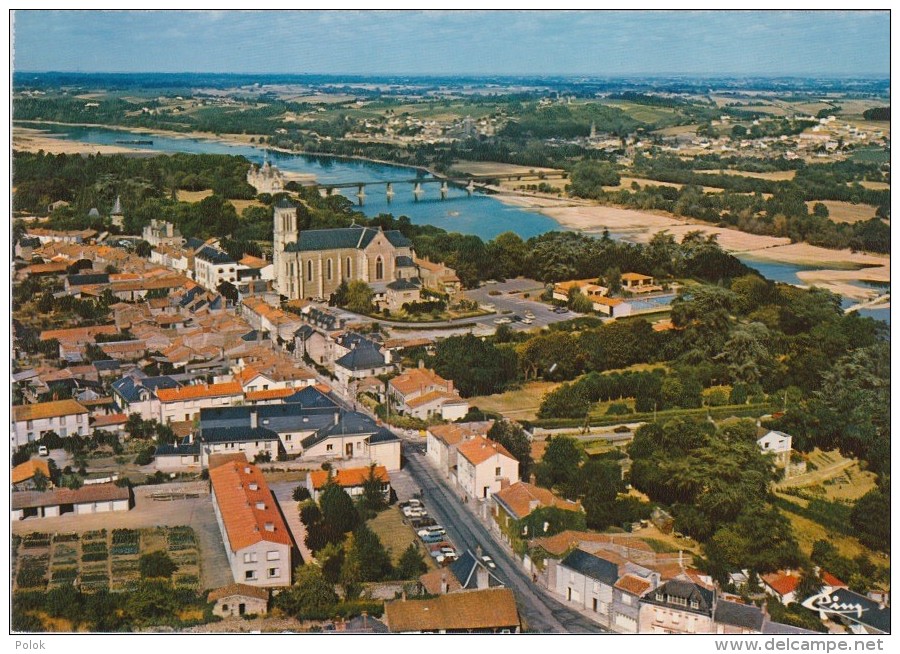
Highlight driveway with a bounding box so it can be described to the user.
[269,481,315,565]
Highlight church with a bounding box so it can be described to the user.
[272,198,419,301]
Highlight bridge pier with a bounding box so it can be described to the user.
[466,180,475,196]
[386,182,394,201]
[356,184,366,205]
[440,181,449,200]
[413,182,423,201]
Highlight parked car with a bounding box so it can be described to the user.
[421,532,446,544]
[510,314,523,322]
[524,311,535,319]
[410,516,437,529]
[403,507,427,518]
[481,555,496,569]
[493,317,511,325]
[37,446,49,457]
[418,526,446,538]
[521,317,533,324]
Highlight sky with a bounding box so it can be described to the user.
[11,9,890,77]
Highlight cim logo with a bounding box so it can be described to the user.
[801,592,866,619]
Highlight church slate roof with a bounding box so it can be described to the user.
[284,226,411,253]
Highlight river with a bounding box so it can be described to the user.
[23,122,889,324]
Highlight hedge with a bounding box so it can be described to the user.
[532,402,777,429]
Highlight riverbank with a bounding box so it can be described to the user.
[491,191,890,300]
[12,127,156,155]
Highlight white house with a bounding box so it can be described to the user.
[388,366,469,421]
[757,430,792,467]
[11,399,91,449]
[425,421,493,476]
[155,381,244,424]
[209,457,293,587]
[456,437,519,500]
[194,245,244,292]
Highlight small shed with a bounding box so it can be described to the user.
[207,583,269,618]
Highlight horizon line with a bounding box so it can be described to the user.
[14,70,891,80]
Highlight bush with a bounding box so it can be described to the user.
[134,447,155,466]
[292,485,312,502]
[139,551,179,579]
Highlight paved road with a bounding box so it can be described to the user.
[402,443,607,634]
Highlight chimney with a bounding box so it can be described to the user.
[476,563,489,589]
[440,574,448,595]
[418,359,424,369]
[529,473,536,485]
[334,411,340,426]
[250,410,258,429]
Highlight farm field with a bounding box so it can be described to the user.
[468,381,562,421]
[12,526,201,594]
[812,200,879,224]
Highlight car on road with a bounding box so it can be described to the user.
[493,317,512,325]
[481,555,496,569]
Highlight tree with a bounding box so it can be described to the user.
[536,436,583,493]
[139,551,178,579]
[344,280,374,314]
[134,446,155,466]
[489,231,527,279]
[275,565,339,620]
[346,524,393,582]
[703,503,802,583]
[850,482,890,553]
[520,505,587,538]
[569,160,620,198]
[135,240,152,258]
[568,287,594,314]
[125,580,180,622]
[488,420,533,479]
[359,463,388,516]
[319,482,360,535]
[292,485,312,502]
[396,543,427,579]
[217,280,239,305]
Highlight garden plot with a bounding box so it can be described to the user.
[13,526,202,593]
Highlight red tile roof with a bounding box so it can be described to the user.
[12,459,51,485]
[13,399,89,422]
[308,466,390,491]
[207,583,269,603]
[427,421,493,447]
[492,481,582,520]
[244,388,295,402]
[209,459,293,551]
[614,573,654,596]
[456,437,516,466]
[385,588,519,633]
[762,571,800,597]
[156,381,242,403]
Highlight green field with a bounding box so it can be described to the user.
[368,507,436,570]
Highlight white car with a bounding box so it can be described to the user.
[493,317,512,325]
[481,555,496,569]
[524,311,535,319]
[403,507,427,518]
[417,526,446,538]
[37,445,49,457]
[521,317,533,324]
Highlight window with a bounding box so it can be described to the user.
[268,567,279,578]
[670,596,687,607]
[285,434,292,441]
[375,256,384,280]
[326,444,333,452]
[326,259,333,280]
[345,257,351,279]
[26,420,33,429]
[495,466,501,476]
[689,599,699,609]
[266,551,280,561]
[307,260,313,282]
[245,570,256,580]
[243,552,258,564]
[655,592,664,602]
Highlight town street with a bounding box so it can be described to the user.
[401,442,607,634]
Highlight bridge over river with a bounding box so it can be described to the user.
[307,170,568,202]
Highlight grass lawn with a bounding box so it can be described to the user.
[468,381,561,421]
[368,507,435,569]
